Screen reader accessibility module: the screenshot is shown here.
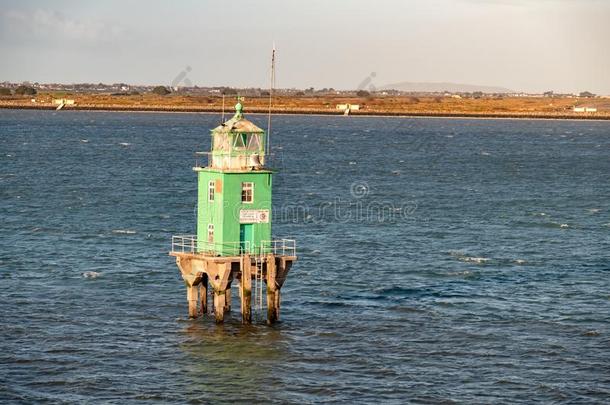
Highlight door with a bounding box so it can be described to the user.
[240,224,253,253]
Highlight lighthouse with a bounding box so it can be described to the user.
[170,101,296,324]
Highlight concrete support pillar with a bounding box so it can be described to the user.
[274,289,281,321]
[225,284,232,313]
[200,274,208,316]
[207,262,231,324]
[187,284,199,318]
[266,289,281,324]
[266,255,279,325]
[214,290,226,323]
[172,254,293,324]
[240,255,252,324]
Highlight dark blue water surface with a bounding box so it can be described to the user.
[1,110,609,404]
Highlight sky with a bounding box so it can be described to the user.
[1,0,609,94]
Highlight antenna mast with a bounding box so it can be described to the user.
[221,93,226,123]
[267,44,276,156]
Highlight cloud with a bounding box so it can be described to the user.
[1,8,124,43]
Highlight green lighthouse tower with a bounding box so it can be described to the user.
[196,101,271,256]
[171,101,296,325]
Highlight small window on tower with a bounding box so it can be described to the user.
[208,180,215,202]
[241,182,254,203]
[207,224,214,244]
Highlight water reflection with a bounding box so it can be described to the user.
[178,318,290,402]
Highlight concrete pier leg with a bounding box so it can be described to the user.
[187,284,199,319]
[266,288,280,324]
[225,284,232,313]
[214,290,226,323]
[266,255,278,325]
[274,289,281,321]
[200,274,208,316]
[240,255,252,324]
[207,262,231,324]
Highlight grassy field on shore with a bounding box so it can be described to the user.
[1,93,609,119]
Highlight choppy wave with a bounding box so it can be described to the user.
[112,229,137,234]
[449,250,491,264]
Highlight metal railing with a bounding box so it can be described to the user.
[260,239,297,256]
[171,235,296,257]
[172,235,198,253]
[171,235,248,256]
[194,152,209,169]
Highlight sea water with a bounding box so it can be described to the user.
[1,110,609,403]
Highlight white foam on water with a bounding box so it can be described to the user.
[462,257,490,264]
[448,270,472,276]
[112,229,137,234]
[119,142,131,146]
[560,224,569,228]
[80,139,89,143]
[349,161,357,165]
[449,251,491,264]
[82,271,101,279]
[586,208,600,214]
[514,259,527,265]
[481,151,491,156]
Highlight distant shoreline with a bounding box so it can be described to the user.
[1,103,609,121]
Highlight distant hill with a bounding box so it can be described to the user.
[380,81,513,94]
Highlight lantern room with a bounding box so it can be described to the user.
[208,102,267,170]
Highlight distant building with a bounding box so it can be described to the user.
[53,98,76,105]
[573,107,597,113]
[336,104,360,111]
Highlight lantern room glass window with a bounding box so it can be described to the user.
[241,182,254,203]
[208,180,215,202]
[213,133,230,151]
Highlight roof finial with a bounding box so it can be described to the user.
[234,96,244,119]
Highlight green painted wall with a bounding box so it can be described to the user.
[196,168,272,256]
